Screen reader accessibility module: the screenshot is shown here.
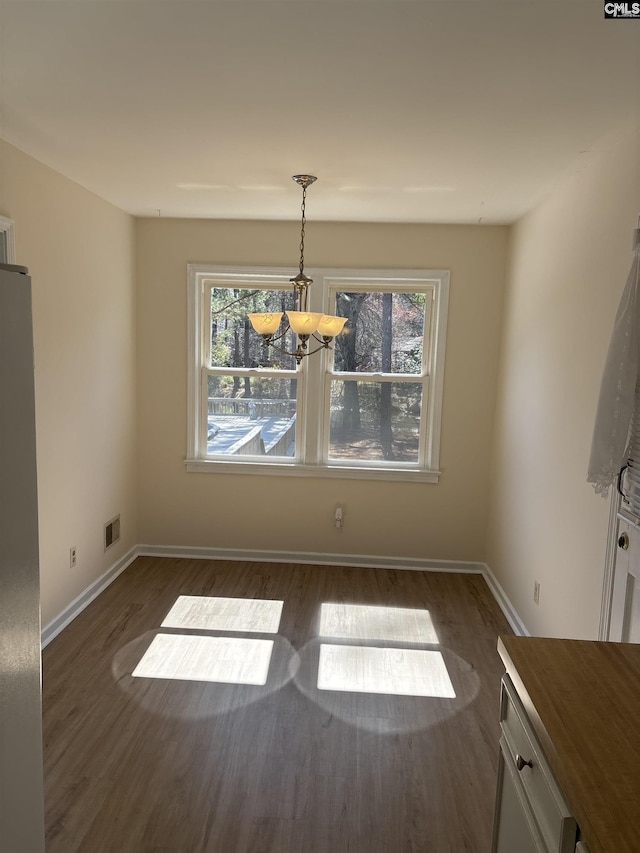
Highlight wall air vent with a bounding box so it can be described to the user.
[104,514,121,551]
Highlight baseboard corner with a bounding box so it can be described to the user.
[480,562,529,636]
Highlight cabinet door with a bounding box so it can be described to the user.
[493,739,545,853]
[610,516,640,642]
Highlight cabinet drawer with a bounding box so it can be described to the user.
[500,676,577,853]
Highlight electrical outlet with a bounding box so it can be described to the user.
[70,546,77,568]
[533,580,541,605]
[334,506,344,529]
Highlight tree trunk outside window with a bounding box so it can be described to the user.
[337,293,367,431]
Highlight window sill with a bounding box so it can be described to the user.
[185,458,440,483]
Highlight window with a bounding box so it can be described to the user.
[187,265,448,481]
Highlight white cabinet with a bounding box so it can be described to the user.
[493,738,541,853]
[492,676,577,853]
[496,635,640,853]
[610,514,640,642]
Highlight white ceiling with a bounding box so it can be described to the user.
[1,0,639,224]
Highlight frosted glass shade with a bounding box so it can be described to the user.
[317,315,348,337]
[286,311,323,336]
[248,312,283,335]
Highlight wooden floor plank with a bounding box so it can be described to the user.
[43,557,512,852]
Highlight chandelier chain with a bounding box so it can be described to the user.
[247,174,345,364]
[299,183,307,275]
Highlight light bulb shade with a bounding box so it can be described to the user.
[286,311,322,336]
[248,312,283,335]
[317,315,348,338]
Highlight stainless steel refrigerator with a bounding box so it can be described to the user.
[0,262,45,852]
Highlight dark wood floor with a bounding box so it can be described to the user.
[43,557,512,853]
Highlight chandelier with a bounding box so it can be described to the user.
[247,175,347,363]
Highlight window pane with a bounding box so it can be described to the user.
[207,375,297,457]
[210,287,298,371]
[329,380,421,463]
[333,291,425,374]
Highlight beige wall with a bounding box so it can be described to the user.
[0,140,137,626]
[136,219,508,561]
[486,125,640,639]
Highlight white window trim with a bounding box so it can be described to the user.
[186,264,449,482]
[0,216,16,264]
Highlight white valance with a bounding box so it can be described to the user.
[588,240,640,496]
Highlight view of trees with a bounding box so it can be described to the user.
[330,291,426,461]
[209,287,297,401]
[207,286,427,462]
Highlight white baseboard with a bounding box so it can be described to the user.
[481,562,529,636]
[136,543,487,575]
[41,546,139,648]
[41,545,528,646]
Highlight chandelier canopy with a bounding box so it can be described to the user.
[247,175,347,363]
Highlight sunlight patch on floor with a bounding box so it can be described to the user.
[317,644,456,698]
[161,595,283,634]
[319,602,439,644]
[132,634,274,685]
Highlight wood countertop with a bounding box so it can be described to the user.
[498,636,640,853]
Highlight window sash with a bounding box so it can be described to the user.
[202,367,304,462]
[200,273,305,462]
[321,374,430,468]
[321,282,432,468]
